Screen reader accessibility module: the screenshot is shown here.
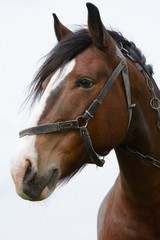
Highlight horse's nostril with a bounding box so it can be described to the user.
[23,159,36,184]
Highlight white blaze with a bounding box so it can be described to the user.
[11,60,75,177]
[27,59,76,128]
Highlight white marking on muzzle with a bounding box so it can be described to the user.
[11,59,76,181]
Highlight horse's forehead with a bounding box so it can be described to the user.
[77,46,104,60]
[73,47,108,77]
[75,47,107,68]
[43,47,106,91]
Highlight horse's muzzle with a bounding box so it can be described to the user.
[22,165,59,201]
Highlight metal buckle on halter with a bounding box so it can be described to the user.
[119,42,135,62]
[119,42,129,55]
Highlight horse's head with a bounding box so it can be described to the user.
[11,3,130,201]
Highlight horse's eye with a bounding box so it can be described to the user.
[76,78,94,89]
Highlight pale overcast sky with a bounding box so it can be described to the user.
[1,0,160,239]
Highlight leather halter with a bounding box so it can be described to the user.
[19,47,133,167]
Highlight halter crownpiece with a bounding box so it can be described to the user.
[19,47,134,167]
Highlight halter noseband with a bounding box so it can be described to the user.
[19,47,133,167]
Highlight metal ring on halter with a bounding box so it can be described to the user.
[76,115,89,128]
[150,97,160,110]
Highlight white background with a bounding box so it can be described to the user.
[1,0,160,239]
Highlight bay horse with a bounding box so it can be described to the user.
[11,3,160,239]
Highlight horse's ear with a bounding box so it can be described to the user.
[86,3,110,49]
[52,13,72,41]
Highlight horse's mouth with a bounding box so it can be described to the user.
[21,167,60,201]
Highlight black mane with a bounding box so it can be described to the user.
[30,28,153,104]
[108,30,153,75]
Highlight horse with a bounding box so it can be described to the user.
[11,2,160,239]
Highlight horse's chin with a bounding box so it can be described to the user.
[33,185,56,201]
[16,186,53,201]
[17,183,58,202]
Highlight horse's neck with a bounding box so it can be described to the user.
[115,147,160,207]
[115,63,160,208]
